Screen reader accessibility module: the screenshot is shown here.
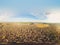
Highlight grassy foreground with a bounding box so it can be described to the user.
[0,22,60,45]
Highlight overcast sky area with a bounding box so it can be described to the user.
[0,0,60,23]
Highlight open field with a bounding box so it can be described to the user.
[0,22,60,45]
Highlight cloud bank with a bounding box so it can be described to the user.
[43,9,60,23]
[0,8,60,23]
[0,9,14,22]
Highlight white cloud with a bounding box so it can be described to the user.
[0,8,60,23]
[29,8,60,23]
[8,18,36,22]
[43,9,60,23]
[0,9,15,22]
[30,9,45,18]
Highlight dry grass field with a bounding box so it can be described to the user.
[0,22,60,45]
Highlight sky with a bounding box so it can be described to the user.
[0,0,60,23]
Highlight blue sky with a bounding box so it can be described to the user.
[0,0,60,22]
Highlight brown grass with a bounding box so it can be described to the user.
[0,23,59,45]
